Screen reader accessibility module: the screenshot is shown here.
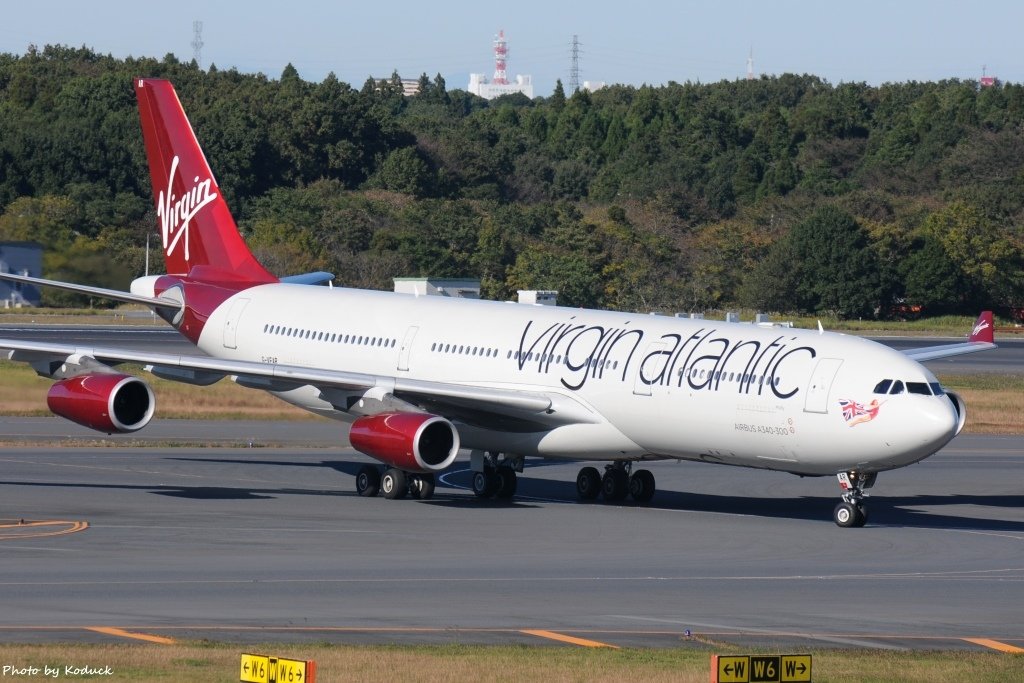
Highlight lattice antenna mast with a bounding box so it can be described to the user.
[493,30,508,84]
[746,46,754,80]
[191,20,204,69]
[569,34,581,92]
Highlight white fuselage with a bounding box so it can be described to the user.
[193,283,960,477]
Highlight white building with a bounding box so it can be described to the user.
[468,73,534,100]
[393,278,480,299]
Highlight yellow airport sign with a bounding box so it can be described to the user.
[711,654,811,683]
[781,655,812,682]
[240,654,269,683]
[240,653,316,683]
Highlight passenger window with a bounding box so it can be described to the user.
[873,379,892,394]
[907,382,931,395]
[889,380,905,395]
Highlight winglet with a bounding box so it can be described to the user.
[969,311,994,343]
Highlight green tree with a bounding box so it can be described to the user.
[745,206,886,317]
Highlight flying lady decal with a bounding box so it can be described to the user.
[838,398,883,427]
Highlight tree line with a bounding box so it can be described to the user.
[0,45,1021,316]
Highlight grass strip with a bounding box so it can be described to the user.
[0,642,1019,682]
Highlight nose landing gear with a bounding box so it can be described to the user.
[834,471,876,527]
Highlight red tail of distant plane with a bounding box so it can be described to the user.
[969,311,994,343]
[134,78,276,284]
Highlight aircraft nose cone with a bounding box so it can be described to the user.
[917,398,959,451]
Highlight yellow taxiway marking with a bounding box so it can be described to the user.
[521,629,620,649]
[0,519,88,541]
[86,627,175,645]
[963,638,1024,653]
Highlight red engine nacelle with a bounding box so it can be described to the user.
[47,373,156,434]
[349,412,460,473]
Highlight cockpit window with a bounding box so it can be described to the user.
[930,382,944,396]
[906,382,931,395]
[888,380,905,395]
[873,379,893,394]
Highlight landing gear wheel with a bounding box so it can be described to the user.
[471,470,497,499]
[601,468,629,502]
[381,468,408,500]
[629,469,656,503]
[355,465,381,497]
[834,502,866,528]
[410,473,435,500]
[835,471,873,527]
[495,468,517,499]
[576,467,601,501]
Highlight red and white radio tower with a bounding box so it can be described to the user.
[493,30,509,85]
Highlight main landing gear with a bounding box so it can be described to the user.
[355,465,436,500]
[576,461,656,504]
[834,471,876,528]
[470,451,520,500]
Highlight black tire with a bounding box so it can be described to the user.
[381,468,408,500]
[410,473,436,500]
[834,501,862,528]
[855,505,868,527]
[629,469,656,503]
[576,467,601,501]
[471,470,496,498]
[601,469,629,502]
[355,465,381,497]
[495,468,517,499]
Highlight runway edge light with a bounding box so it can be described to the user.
[240,653,316,683]
[711,653,811,683]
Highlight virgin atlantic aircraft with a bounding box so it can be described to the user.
[0,79,997,527]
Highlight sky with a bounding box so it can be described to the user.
[2,1,1022,96]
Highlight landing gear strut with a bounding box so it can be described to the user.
[834,471,876,527]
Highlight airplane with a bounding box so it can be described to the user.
[0,78,998,528]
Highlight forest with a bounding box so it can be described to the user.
[0,45,1022,317]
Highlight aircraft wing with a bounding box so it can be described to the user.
[0,271,181,312]
[901,341,997,362]
[899,311,997,362]
[0,338,593,430]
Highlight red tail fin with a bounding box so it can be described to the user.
[134,78,276,283]
[969,311,994,343]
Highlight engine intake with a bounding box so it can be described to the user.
[47,373,155,434]
[946,390,967,436]
[349,412,460,473]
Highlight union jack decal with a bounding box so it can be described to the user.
[839,398,882,427]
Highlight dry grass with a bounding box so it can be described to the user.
[0,361,312,420]
[0,643,1018,682]
[938,374,1024,435]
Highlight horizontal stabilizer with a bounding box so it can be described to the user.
[280,271,335,286]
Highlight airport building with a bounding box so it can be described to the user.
[0,241,42,307]
[393,277,481,299]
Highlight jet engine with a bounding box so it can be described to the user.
[349,412,460,473]
[47,373,156,434]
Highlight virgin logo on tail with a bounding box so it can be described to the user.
[157,155,218,262]
[972,320,991,337]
